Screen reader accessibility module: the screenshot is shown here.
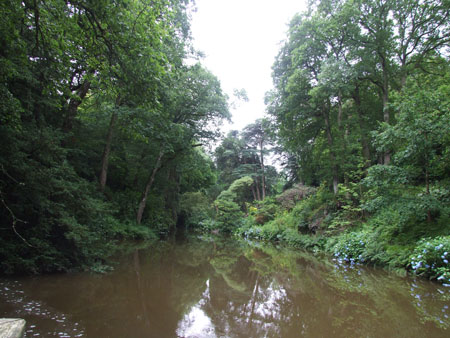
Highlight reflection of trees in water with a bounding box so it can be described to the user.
[4,237,448,337]
[191,240,449,338]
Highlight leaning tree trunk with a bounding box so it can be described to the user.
[136,150,164,224]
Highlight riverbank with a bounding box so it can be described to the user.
[204,184,450,285]
[235,225,450,283]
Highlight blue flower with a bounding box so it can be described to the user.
[444,259,449,264]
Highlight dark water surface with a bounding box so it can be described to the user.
[1,235,449,337]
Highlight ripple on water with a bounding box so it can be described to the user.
[0,280,85,337]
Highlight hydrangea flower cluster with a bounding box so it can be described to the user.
[410,236,450,284]
[332,232,367,264]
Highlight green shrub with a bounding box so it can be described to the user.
[109,219,158,240]
[287,184,334,233]
[214,198,244,232]
[329,231,368,264]
[250,197,279,225]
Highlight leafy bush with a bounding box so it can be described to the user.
[249,197,279,225]
[109,219,158,241]
[285,184,334,233]
[214,198,244,232]
[329,231,368,264]
[409,236,450,284]
[239,218,325,251]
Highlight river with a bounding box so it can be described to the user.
[0,235,449,337]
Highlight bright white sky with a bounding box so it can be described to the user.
[190,0,307,133]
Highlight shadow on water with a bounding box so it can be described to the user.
[0,235,449,337]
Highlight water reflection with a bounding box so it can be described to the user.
[177,280,216,337]
[0,236,449,337]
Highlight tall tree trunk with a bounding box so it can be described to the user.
[251,186,257,201]
[136,149,164,224]
[426,165,432,222]
[400,56,408,90]
[254,174,261,201]
[353,86,371,166]
[259,140,266,200]
[424,134,432,222]
[322,108,339,195]
[99,109,118,192]
[337,89,343,129]
[338,90,351,198]
[382,62,391,165]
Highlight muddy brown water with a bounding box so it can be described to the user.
[0,235,449,337]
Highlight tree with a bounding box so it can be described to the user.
[135,63,230,224]
[214,176,254,231]
[267,0,450,196]
[242,119,271,199]
[0,0,234,273]
[214,128,278,201]
[93,0,191,192]
[371,63,450,221]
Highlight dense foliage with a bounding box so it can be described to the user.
[0,0,229,274]
[192,0,450,284]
